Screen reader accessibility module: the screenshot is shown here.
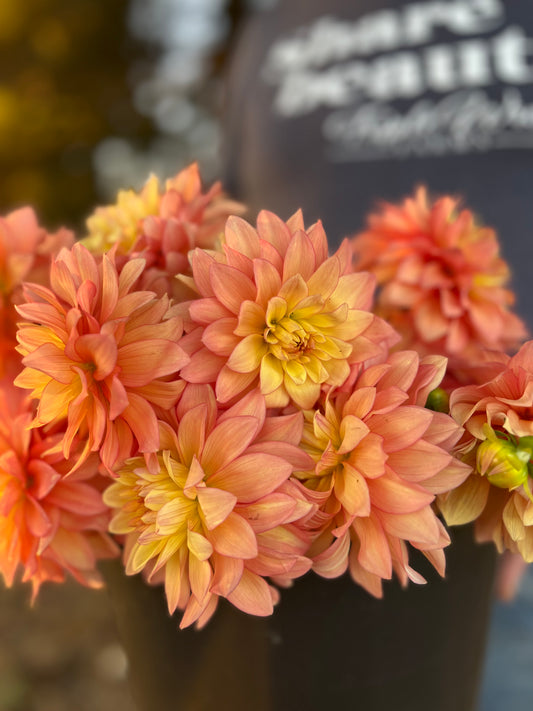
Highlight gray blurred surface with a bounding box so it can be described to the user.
[480,565,533,711]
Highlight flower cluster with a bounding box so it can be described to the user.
[351,187,527,384]
[439,343,533,561]
[1,174,530,627]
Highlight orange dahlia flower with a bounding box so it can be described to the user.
[295,351,470,597]
[352,188,527,369]
[82,164,243,299]
[441,341,533,561]
[181,210,398,409]
[104,386,314,628]
[15,243,189,473]
[0,207,73,373]
[0,383,117,597]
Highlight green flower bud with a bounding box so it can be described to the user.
[425,388,450,413]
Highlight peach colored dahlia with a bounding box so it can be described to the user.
[0,382,117,597]
[104,385,314,628]
[294,351,471,597]
[0,207,73,372]
[83,163,242,256]
[440,342,533,561]
[351,188,527,367]
[181,210,398,409]
[14,243,189,473]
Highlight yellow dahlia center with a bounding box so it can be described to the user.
[264,316,317,359]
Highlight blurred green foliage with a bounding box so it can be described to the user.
[0,0,155,230]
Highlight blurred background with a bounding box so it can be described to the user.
[0,1,532,710]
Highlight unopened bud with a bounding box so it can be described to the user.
[477,425,533,494]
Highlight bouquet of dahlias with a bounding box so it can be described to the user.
[1,165,531,631]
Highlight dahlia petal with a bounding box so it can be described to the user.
[387,440,452,482]
[210,262,257,314]
[76,333,117,380]
[338,416,370,454]
[239,494,297,533]
[197,487,237,530]
[99,255,120,322]
[209,453,292,503]
[414,298,448,341]
[24,498,52,538]
[283,231,315,282]
[189,297,232,325]
[108,375,130,419]
[253,259,282,305]
[370,406,433,453]
[119,339,188,386]
[226,568,274,617]
[177,404,207,467]
[208,513,258,559]
[22,343,74,385]
[437,475,490,526]
[256,210,291,255]
[156,497,195,536]
[313,531,350,579]
[36,378,81,426]
[422,459,471,494]
[352,514,392,579]
[164,551,189,614]
[348,552,383,598]
[121,392,159,454]
[202,319,241,357]
[224,216,261,258]
[284,376,320,409]
[247,441,314,470]
[306,256,340,301]
[378,506,440,545]
[227,334,268,373]
[278,274,308,309]
[335,463,371,516]
[210,553,244,596]
[202,416,260,473]
[181,348,226,385]
[189,552,213,603]
[216,365,257,402]
[117,257,145,297]
[259,354,284,394]
[45,481,108,516]
[27,460,61,499]
[234,300,267,338]
[368,473,434,514]
[255,411,304,445]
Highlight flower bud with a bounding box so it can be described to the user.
[425,388,450,413]
[477,426,532,491]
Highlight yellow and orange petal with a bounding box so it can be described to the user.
[441,341,533,561]
[104,386,314,628]
[293,350,470,597]
[351,187,527,372]
[182,210,398,409]
[15,243,189,473]
[0,382,118,597]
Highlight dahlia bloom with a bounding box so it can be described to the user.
[0,206,73,372]
[294,351,471,597]
[0,382,117,597]
[351,188,527,370]
[82,164,243,300]
[104,386,314,628]
[15,243,189,473]
[181,210,398,409]
[440,342,533,561]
